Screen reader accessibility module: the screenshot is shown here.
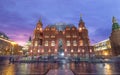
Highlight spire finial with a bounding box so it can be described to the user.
[29,36,32,41]
[112,16,117,23]
[39,16,42,23]
[80,14,83,22]
[80,14,82,19]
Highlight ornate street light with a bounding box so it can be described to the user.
[11,42,16,55]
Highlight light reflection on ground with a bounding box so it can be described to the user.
[0,60,120,75]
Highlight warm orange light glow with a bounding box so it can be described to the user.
[71,49,73,53]
[78,49,80,52]
[63,31,65,34]
[38,50,40,53]
[55,49,57,52]
[90,49,92,53]
[40,28,42,31]
[11,42,16,45]
[82,49,84,53]
[0,37,17,45]
[104,52,108,56]
[42,49,44,53]
[30,50,32,53]
[79,27,82,32]
[19,51,23,53]
[65,49,67,52]
[79,40,83,46]
[49,49,51,52]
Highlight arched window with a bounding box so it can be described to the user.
[66,41,70,46]
[35,41,38,46]
[51,41,55,46]
[79,40,83,46]
[73,40,77,46]
[45,41,48,46]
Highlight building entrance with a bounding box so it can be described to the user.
[58,39,64,58]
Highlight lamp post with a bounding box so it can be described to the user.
[11,42,16,55]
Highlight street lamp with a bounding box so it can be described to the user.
[11,42,16,55]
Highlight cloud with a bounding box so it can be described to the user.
[0,0,120,45]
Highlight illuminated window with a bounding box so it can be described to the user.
[40,28,42,31]
[45,36,49,38]
[79,27,82,32]
[65,49,67,52]
[51,35,55,38]
[51,41,55,46]
[45,41,48,46]
[51,27,55,30]
[37,28,39,30]
[66,35,71,38]
[79,40,83,46]
[73,40,77,46]
[35,41,37,46]
[66,28,70,30]
[82,49,84,53]
[73,35,77,38]
[71,49,73,53]
[90,49,92,53]
[83,27,85,29]
[38,50,40,53]
[78,49,80,52]
[66,41,70,46]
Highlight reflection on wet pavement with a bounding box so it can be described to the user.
[0,60,120,75]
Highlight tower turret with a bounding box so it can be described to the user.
[112,16,120,31]
[110,16,120,56]
[78,15,90,46]
[78,14,86,28]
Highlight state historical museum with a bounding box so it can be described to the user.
[29,16,94,58]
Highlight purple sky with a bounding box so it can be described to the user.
[0,0,120,46]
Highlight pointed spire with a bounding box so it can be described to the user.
[39,17,42,23]
[78,14,86,29]
[29,36,32,41]
[36,17,43,27]
[112,16,117,23]
[80,14,83,22]
[112,16,120,31]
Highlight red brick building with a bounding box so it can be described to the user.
[29,17,94,58]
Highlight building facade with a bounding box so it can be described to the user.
[0,32,22,55]
[110,16,120,56]
[0,32,10,55]
[29,17,94,58]
[93,39,112,58]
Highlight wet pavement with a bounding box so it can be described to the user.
[0,59,120,75]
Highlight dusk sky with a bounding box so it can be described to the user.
[0,0,120,46]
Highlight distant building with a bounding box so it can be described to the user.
[30,16,94,58]
[0,31,22,55]
[93,39,112,58]
[22,36,32,55]
[110,16,120,56]
[0,32,9,39]
[0,32,10,55]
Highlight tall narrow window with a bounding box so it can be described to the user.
[51,41,55,46]
[73,40,77,46]
[45,41,48,46]
[79,40,83,46]
[35,41,38,46]
[66,41,70,46]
